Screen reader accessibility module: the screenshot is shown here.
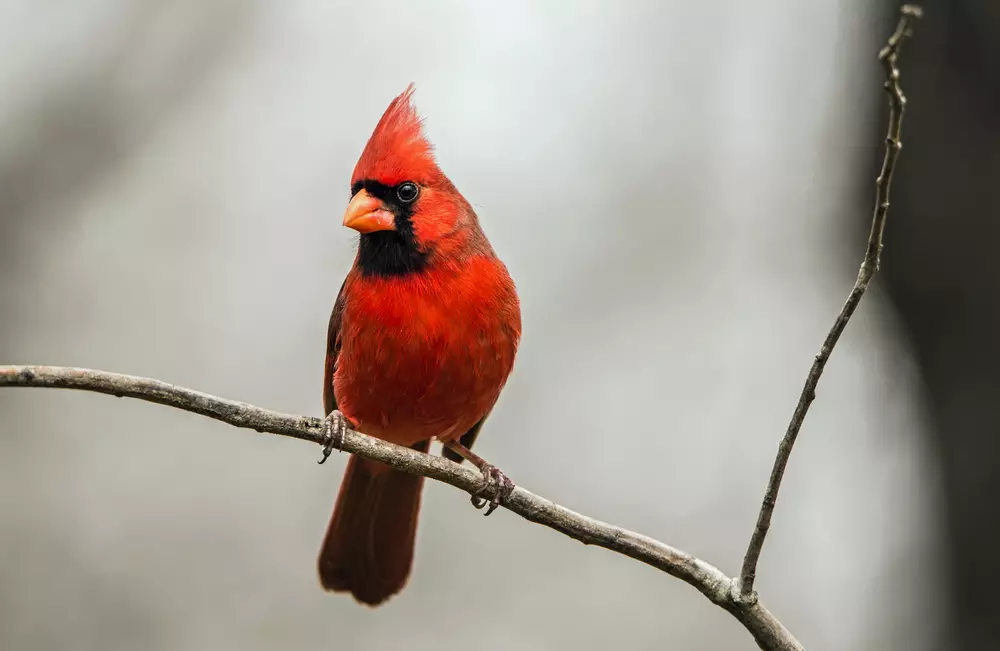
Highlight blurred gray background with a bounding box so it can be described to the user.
[2,1,991,649]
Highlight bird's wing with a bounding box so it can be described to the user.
[323,279,347,416]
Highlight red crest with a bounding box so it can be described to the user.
[351,84,442,187]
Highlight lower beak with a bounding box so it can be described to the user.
[342,189,396,233]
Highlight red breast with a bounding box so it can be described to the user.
[335,255,520,448]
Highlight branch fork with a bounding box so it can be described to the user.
[0,7,923,650]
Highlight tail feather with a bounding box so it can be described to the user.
[318,440,428,605]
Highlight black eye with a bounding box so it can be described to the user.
[396,182,419,203]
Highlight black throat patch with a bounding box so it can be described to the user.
[352,180,428,278]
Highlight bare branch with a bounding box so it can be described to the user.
[0,364,802,651]
[737,4,924,601]
[0,6,928,648]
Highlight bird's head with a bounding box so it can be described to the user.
[344,85,483,277]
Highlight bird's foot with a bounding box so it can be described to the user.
[318,410,350,465]
[471,464,515,516]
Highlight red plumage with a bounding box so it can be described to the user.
[318,85,521,606]
[351,84,441,188]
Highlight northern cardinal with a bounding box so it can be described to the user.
[316,85,521,606]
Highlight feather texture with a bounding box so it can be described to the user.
[318,85,520,605]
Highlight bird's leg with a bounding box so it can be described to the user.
[442,440,514,516]
[318,410,352,465]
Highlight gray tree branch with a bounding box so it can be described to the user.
[0,6,925,650]
[737,4,924,601]
[0,364,802,651]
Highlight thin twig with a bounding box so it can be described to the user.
[0,364,800,651]
[0,7,927,647]
[737,4,924,602]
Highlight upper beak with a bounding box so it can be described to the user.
[342,189,396,233]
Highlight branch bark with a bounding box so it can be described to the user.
[737,4,924,601]
[0,6,925,650]
[0,364,802,651]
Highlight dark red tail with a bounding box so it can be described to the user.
[317,441,427,606]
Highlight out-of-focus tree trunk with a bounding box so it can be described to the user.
[0,1,939,648]
[866,2,1000,649]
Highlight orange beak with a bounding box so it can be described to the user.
[342,189,396,233]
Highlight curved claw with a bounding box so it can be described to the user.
[473,464,515,516]
[318,410,349,464]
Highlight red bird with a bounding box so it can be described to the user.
[317,85,521,606]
